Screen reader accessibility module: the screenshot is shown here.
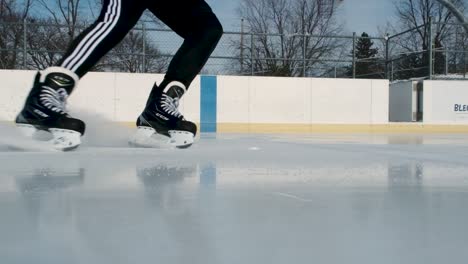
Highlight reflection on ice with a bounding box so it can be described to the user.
[16,168,85,193]
[388,161,423,189]
[137,164,198,209]
[0,134,468,263]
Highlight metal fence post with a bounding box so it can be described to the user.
[463,48,468,78]
[251,33,254,76]
[352,32,356,79]
[455,26,459,74]
[385,34,390,79]
[142,23,146,73]
[303,33,306,77]
[391,61,394,81]
[240,19,244,74]
[23,19,27,68]
[462,27,466,78]
[445,49,449,75]
[428,17,433,80]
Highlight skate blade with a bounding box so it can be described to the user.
[129,127,194,149]
[15,124,82,151]
[49,128,82,151]
[168,130,194,149]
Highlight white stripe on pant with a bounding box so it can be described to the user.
[61,0,122,72]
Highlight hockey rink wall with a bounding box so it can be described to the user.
[0,70,390,133]
[423,81,468,124]
[389,80,468,126]
[1,69,468,133]
[216,76,389,133]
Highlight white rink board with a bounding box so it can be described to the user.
[6,70,468,127]
[371,80,390,124]
[217,76,389,124]
[216,75,251,123]
[0,70,36,120]
[423,80,468,124]
[0,70,201,123]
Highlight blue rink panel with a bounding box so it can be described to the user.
[200,75,217,133]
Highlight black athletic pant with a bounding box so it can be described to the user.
[57,0,223,89]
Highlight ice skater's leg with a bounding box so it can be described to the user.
[17,0,145,150]
[58,0,145,78]
[132,0,223,148]
[148,0,223,92]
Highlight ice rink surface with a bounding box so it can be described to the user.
[1,131,468,264]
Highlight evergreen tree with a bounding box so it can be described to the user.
[348,32,383,79]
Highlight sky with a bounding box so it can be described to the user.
[206,0,397,37]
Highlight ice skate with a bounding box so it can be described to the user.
[129,81,197,149]
[15,67,85,151]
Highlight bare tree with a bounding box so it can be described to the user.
[391,0,465,76]
[37,0,85,40]
[436,0,468,33]
[100,29,169,73]
[436,0,467,76]
[25,0,169,72]
[0,0,33,69]
[25,17,70,69]
[23,0,88,69]
[236,0,343,76]
[394,0,464,51]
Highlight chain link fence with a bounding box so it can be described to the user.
[0,20,467,81]
[385,19,468,81]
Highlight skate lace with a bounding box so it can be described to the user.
[39,86,68,114]
[160,94,182,119]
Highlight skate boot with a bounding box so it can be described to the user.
[15,67,85,151]
[129,81,196,149]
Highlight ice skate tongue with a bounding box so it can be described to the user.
[165,85,185,99]
[162,81,186,99]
